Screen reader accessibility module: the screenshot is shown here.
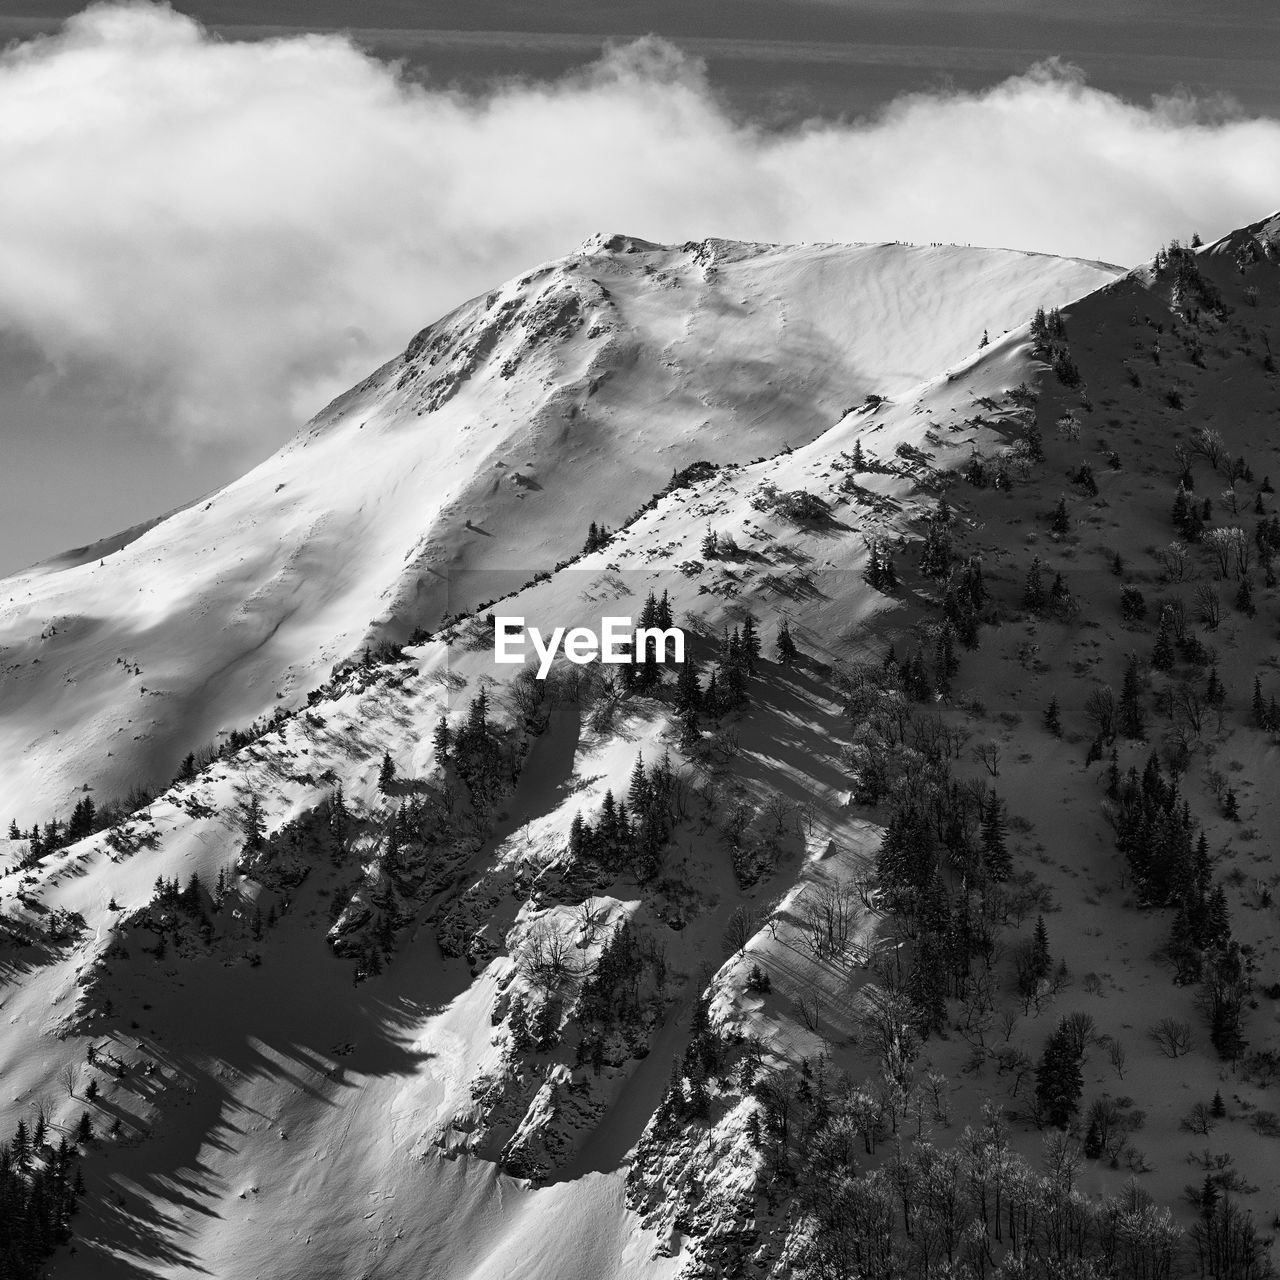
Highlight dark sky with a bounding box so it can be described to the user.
[0,0,1277,576]
[5,1,1280,119]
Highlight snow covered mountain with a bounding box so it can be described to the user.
[0,236,1118,823]
[5,217,1280,1280]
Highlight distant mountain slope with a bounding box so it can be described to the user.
[3,215,1280,1280]
[0,236,1118,822]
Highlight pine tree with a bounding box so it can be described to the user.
[1043,694,1062,736]
[1084,1116,1103,1158]
[739,615,760,675]
[851,438,866,472]
[1152,610,1175,671]
[1118,658,1146,739]
[627,755,650,816]
[1023,556,1045,612]
[1223,787,1239,820]
[981,792,1011,880]
[776,619,799,665]
[432,714,451,761]
[1235,575,1256,617]
[1252,675,1267,728]
[674,653,701,715]
[700,526,718,558]
[703,669,722,718]
[1035,1021,1084,1128]
[1206,666,1225,707]
[1031,915,1052,981]
[378,751,396,794]
[1210,1089,1226,1118]
[242,794,264,853]
[1050,496,1070,536]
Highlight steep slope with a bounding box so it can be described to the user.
[9,218,1280,1280]
[0,237,1119,823]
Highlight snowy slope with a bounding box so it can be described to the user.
[0,236,1118,825]
[13,218,1280,1280]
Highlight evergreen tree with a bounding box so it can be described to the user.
[776,619,799,665]
[1252,675,1267,728]
[1023,556,1045,612]
[981,792,1011,880]
[1152,610,1175,671]
[674,653,702,715]
[739,614,760,676]
[432,714,451,761]
[1050,496,1071,536]
[1043,694,1062,736]
[242,794,264,853]
[377,751,396,794]
[1031,915,1052,981]
[700,526,719,558]
[1035,1021,1084,1128]
[1118,658,1146,739]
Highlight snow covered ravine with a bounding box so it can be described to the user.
[5,217,1280,1279]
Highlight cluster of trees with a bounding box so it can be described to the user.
[1249,677,1280,732]
[581,521,613,553]
[435,688,510,810]
[655,992,725,1124]
[1022,555,1075,619]
[568,753,678,880]
[0,1113,85,1279]
[774,1061,1192,1280]
[1030,305,1081,386]
[571,918,666,1073]
[668,615,761,744]
[864,537,900,592]
[1154,240,1226,318]
[8,795,102,868]
[1109,752,1201,904]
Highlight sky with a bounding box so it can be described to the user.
[1,0,1279,575]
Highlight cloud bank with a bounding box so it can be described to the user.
[3,2,1280,447]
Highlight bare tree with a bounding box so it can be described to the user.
[1149,1017,1194,1058]
[801,882,861,960]
[1174,681,1207,735]
[1195,585,1222,630]
[1204,527,1246,579]
[573,899,608,947]
[1085,687,1117,740]
[723,904,764,956]
[519,921,586,992]
[998,1006,1020,1042]
[763,792,797,836]
[1157,541,1190,583]
[1181,1101,1216,1135]
[972,741,1002,778]
[1190,426,1226,470]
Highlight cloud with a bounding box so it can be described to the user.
[2,2,1279,449]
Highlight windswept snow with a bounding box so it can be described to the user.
[0,238,1118,822]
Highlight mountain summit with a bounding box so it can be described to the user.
[0,238,1117,820]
